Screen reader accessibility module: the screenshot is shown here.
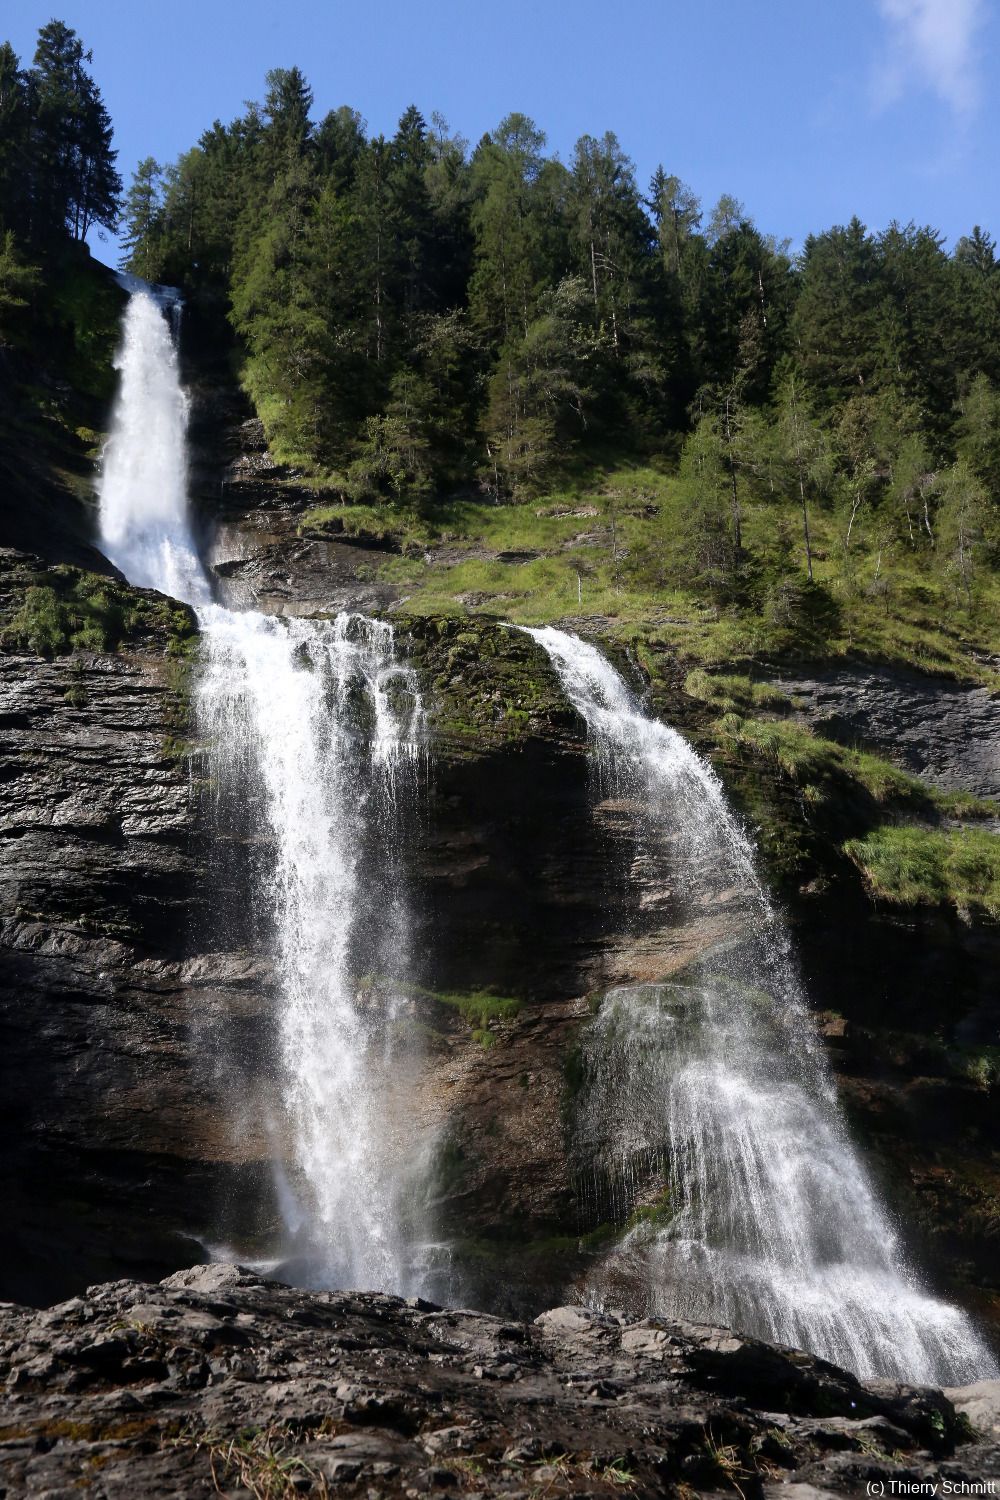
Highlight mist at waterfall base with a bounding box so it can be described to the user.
[97,288,433,1295]
[524,627,997,1386]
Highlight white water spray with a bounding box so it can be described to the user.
[98,287,425,1291]
[98,291,210,605]
[524,626,996,1385]
[196,609,425,1289]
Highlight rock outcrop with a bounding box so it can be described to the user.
[771,664,1000,799]
[1,1264,996,1498]
[0,551,265,1303]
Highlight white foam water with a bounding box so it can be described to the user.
[98,286,426,1292]
[524,625,997,1385]
[195,605,426,1289]
[97,292,209,604]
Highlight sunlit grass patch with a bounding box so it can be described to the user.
[844,826,1000,918]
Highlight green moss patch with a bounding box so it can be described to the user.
[423,987,522,1028]
[0,565,197,659]
[403,616,571,751]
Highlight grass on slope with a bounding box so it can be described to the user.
[706,707,993,819]
[299,463,1000,685]
[844,826,1000,919]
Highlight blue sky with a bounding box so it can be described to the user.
[6,0,998,258]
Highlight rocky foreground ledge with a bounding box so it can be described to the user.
[0,1266,997,1498]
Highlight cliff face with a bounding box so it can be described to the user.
[0,550,251,1301]
[0,548,718,1311]
[1,385,998,1350]
[771,664,1000,799]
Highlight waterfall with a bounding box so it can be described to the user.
[97,290,210,605]
[524,625,997,1386]
[195,608,425,1290]
[98,288,425,1292]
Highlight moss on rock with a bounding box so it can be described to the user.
[0,557,197,660]
[402,616,575,753]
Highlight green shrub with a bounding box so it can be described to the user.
[5,586,67,654]
[2,568,197,659]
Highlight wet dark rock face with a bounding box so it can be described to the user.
[2,533,999,1334]
[0,554,267,1303]
[771,664,1000,799]
[2,470,999,1352]
[1,1263,996,1498]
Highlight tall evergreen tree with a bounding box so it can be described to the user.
[0,44,30,236]
[28,21,120,245]
[792,219,880,404]
[120,158,163,279]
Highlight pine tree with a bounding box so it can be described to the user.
[955,374,1000,498]
[0,44,30,237]
[0,229,40,342]
[792,219,880,405]
[259,66,314,184]
[387,105,433,316]
[315,106,365,193]
[28,21,121,245]
[230,156,330,465]
[875,222,959,425]
[674,415,744,609]
[469,114,558,343]
[120,158,163,279]
[774,375,831,581]
[484,275,598,495]
[954,226,1000,384]
[934,461,991,603]
[647,168,700,277]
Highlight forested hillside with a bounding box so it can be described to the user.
[2,25,998,678]
[0,23,124,561]
[114,59,1000,678]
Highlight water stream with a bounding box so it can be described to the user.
[524,625,997,1385]
[98,286,425,1291]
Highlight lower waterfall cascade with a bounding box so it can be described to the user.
[523,625,998,1386]
[92,282,996,1382]
[98,286,426,1293]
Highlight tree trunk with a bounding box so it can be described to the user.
[723,394,742,552]
[798,469,813,582]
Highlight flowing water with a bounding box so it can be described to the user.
[98,287,425,1291]
[97,288,210,605]
[524,625,997,1385]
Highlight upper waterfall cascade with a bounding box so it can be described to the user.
[97,292,209,605]
[98,286,425,1292]
[523,625,997,1386]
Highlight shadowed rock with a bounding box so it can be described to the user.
[0,1266,995,1498]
